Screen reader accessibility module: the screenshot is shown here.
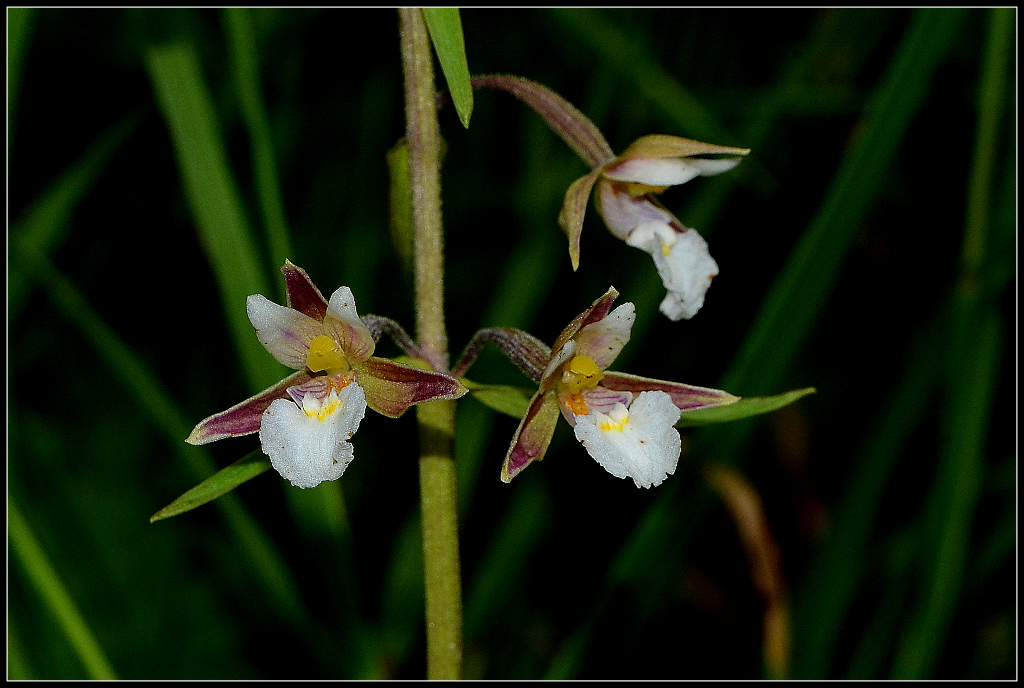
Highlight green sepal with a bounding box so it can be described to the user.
[150,449,271,523]
[463,380,534,420]
[422,8,473,128]
[675,387,816,427]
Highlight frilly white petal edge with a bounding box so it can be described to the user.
[573,390,682,488]
[651,229,720,321]
[259,382,367,489]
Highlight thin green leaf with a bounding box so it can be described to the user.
[675,387,816,427]
[9,499,118,680]
[151,450,272,522]
[422,8,473,128]
[145,41,281,393]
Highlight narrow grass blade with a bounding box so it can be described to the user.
[145,40,280,393]
[12,243,307,628]
[9,499,118,680]
[790,317,942,677]
[715,7,966,438]
[550,9,968,674]
[891,10,1011,677]
[223,7,294,288]
[7,6,35,140]
[422,8,473,128]
[151,449,272,522]
[9,113,140,319]
[891,308,1001,679]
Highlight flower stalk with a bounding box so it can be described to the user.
[399,8,463,680]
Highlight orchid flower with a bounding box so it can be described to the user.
[466,75,748,321]
[186,260,466,489]
[455,287,739,487]
[560,134,749,321]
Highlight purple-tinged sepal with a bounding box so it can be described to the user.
[187,262,467,490]
[601,371,740,413]
[186,370,311,445]
[355,357,467,418]
[501,389,561,483]
[492,286,741,487]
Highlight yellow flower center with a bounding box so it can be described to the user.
[596,404,630,432]
[302,388,344,422]
[306,334,349,374]
[558,355,604,395]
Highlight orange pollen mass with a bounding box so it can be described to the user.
[564,393,589,416]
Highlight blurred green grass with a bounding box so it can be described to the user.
[8,8,1015,679]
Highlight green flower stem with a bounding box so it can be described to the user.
[398,8,463,679]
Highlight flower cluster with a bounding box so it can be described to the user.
[187,261,466,489]
[188,81,751,493]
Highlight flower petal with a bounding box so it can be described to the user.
[186,371,311,445]
[247,294,324,369]
[595,180,679,242]
[650,229,719,320]
[259,382,366,489]
[573,390,682,488]
[601,371,740,412]
[557,169,603,270]
[322,286,376,363]
[502,389,561,482]
[686,157,745,176]
[550,286,620,356]
[281,260,329,321]
[602,157,703,186]
[572,302,635,371]
[354,356,467,418]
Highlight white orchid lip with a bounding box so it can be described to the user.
[573,390,683,489]
[651,229,719,321]
[260,379,367,489]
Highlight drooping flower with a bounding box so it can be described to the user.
[465,75,747,321]
[488,287,740,487]
[187,260,466,489]
[560,134,749,321]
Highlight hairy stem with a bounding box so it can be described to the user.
[398,8,463,680]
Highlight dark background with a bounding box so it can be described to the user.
[8,8,1016,679]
